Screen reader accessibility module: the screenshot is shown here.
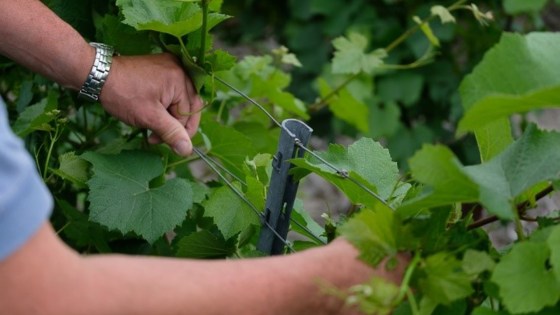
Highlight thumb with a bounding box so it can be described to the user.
[150,111,192,156]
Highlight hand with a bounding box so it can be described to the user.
[318,239,409,314]
[99,53,203,156]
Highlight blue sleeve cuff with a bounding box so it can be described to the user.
[0,99,53,261]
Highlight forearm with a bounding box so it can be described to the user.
[0,0,93,89]
[1,223,403,315]
[83,246,357,315]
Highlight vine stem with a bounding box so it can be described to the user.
[396,251,421,302]
[308,0,468,112]
[198,0,209,67]
[43,124,61,180]
[467,185,554,230]
[514,210,526,241]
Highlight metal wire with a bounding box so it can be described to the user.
[192,147,295,253]
[292,141,390,207]
[203,76,393,253]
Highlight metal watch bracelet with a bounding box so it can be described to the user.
[77,42,115,102]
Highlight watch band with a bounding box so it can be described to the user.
[78,42,115,102]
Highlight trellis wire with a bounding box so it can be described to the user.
[190,76,391,254]
[192,147,295,253]
[192,147,325,246]
[215,76,390,208]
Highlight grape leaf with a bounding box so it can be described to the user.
[401,125,560,219]
[317,78,369,132]
[203,185,260,239]
[176,230,236,258]
[117,0,203,38]
[431,5,456,24]
[57,199,112,253]
[82,151,193,244]
[339,204,399,266]
[377,72,424,107]
[458,33,560,162]
[291,137,408,208]
[205,49,237,72]
[291,204,327,245]
[201,120,257,177]
[331,32,387,75]
[398,144,478,216]
[12,91,58,136]
[503,0,548,14]
[547,225,560,281]
[94,14,154,55]
[462,249,495,276]
[491,242,560,314]
[418,253,474,305]
[52,152,89,188]
[369,101,400,138]
[463,125,560,219]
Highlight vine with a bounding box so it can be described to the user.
[2,0,560,314]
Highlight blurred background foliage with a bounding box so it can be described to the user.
[218,0,560,168]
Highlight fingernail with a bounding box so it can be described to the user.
[173,140,191,156]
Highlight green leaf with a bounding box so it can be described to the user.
[203,185,260,239]
[117,0,203,38]
[462,249,495,276]
[94,14,154,55]
[413,16,440,47]
[56,199,112,253]
[475,120,514,162]
[419,253,474,305]
[491,242,560,314]
[464,125,560,219]
[52,152,89,188]
[369,101,401,138]
[176,230,235,258]
[201,120,258,177]
[291,205,327,245]
[503,0,548,14]
[377,72,424,107]
[339,204,399,266]
[459,33,560,134]
[399,145,478,216]
[471,307,508,315]
[331,32,387,74]
[431,5,456,24]
[291,137,406,207]
[402,126,560,219]
[82,151,193,244]
[206,49,237,72]
[547,225,560,281]
[317,78,369,132]
[12,91,58,136]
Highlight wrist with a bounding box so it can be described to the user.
[77,42,116,102]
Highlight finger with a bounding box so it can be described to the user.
[186,95,203,137]
[184,78,203,137]
[150,108,192,156]
[148,133,162,145]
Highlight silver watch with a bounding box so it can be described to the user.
[78,42,115,102]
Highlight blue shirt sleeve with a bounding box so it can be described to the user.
[0,97,53,261]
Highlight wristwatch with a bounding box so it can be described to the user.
[78,42,115,102]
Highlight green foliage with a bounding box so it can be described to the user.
[3,1,560,314]
[492,242,560,313]
[82,151,193,243]
[292,137,409,208]
[402,125,560,219]
[202,185,260,240]
[338,205,400,266]
[331,33,387,75]
[459,33,560,134]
